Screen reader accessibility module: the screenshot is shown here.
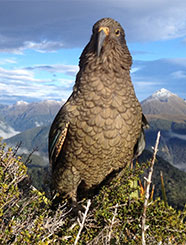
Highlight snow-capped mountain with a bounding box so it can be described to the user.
[15,100,29,106]
[1,89,186,172]
[141,88,186,115]
[140,88,186,171]
[150,88,176,100]
[0,99,64,132]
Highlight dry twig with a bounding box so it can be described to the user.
[106,203,118,244]
[141,131,161,245]
[74,199,91,245]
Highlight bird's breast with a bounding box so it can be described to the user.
[66,100,141,187]
[68,88,141,157]
[64,71,142,186]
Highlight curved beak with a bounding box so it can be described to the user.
[97,27,109,57]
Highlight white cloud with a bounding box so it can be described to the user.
[27,64,79,76]
[133,81,162,101]
[131,67,141,74]
[166,58,186,67]
[0,121,20,139]
[0,0,186,104]
[0,40,64,54]
[131,58,186,100]
[35,121,43,127]
[134,81,161,88]
[1,80,71,100]
[1,57,186,104]
[0,0,186,53]
[171,71,186,79]
[119,0,186,41]
[0,67,41,82]
[0,65,74,103]
[0,58,17,65]
[23,40,64,53]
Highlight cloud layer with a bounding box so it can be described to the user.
[0,0,186,52]
[132,58,186,100]
[0,1,186,104]
[0,64,75,104]
[0,57,186,104]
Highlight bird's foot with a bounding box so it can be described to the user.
[71,199,87,223]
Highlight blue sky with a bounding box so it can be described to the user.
[0,0,186,104]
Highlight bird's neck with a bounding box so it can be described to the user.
[72,57,134,104]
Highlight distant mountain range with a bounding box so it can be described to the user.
[1,88,186,209]
[0,100,64,132]
[141,88,186,171]
[142,88,186,115]
[1,88,186,172]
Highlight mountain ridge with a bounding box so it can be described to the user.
[1,88,186,171]
[140,88,186,171]
[0,99,64,132]
[141,88,186,115]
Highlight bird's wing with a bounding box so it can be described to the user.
[133,113,149,159]
[49,114,70,170]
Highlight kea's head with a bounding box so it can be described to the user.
[80,18,132,69]
[93,18,126,57]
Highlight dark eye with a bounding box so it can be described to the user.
[115,29,120,36]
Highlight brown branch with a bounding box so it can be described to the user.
[141,131,161,245]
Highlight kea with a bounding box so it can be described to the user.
[49,18,148,206]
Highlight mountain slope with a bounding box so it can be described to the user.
[5,125,49,157]
[0,120,20,139]
[142,88,186,171]
[0,100,63,132]
[1,89,186,209]
[139,150,186,210]
[142,88,186,116]
[4,88,186,171]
